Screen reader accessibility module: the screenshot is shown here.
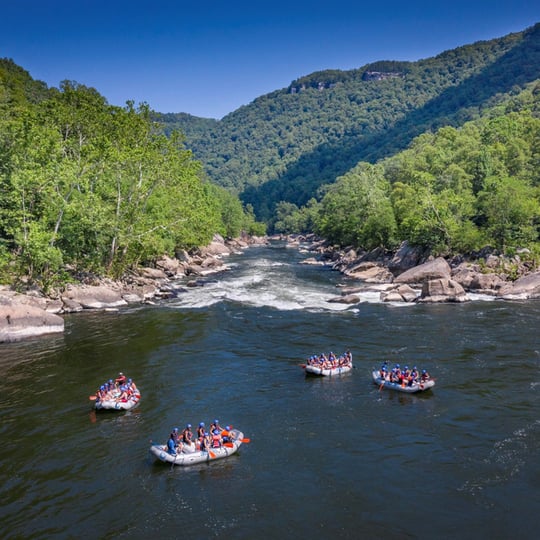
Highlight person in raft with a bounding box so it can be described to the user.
[181,424,194,445]
[167,433,178,455]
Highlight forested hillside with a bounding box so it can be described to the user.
[157,23,540,224]
[292,84,540,258]
[0,64,263,289]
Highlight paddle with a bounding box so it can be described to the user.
[209,449,217,459]
[223,438,250,448]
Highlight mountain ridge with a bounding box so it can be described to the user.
[156,23,539,222]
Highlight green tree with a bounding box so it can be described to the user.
[316,163,397,249]
[477,176,539,250]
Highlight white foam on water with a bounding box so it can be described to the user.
[467,292,497,302]
[170,275,354,312]
[167,250,496,312]
[168,256,359,311]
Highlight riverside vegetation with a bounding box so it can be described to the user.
[0,63,265,292]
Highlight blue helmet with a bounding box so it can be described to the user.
[199,422,205,427]
[214,419,219,424]
[186,424,192,429]
[173,427,179,432]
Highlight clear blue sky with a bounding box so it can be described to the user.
[1,1,538,119]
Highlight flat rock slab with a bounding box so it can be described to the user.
[0,301,64,342]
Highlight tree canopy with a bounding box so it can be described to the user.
[0,77,263,288]
[309,85,540,256]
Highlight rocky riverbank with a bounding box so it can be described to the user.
[292,235,540,304]
[0,234,267,342]
[2,233,540,342]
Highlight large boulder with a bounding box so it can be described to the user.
[394,257,451,285]
[138,267,168,280]
[155,256,183,277]
[451,263,479,289]
[199,242,231,256]
[0,299,64,342]
[451,263,505,294]
[469,273,505,293]
[417,278,470,303]
[343,261,394,283]
[198,234,232,257]
[61,285,128,310]
[381,284,418,303]
[497,271,540,299]
[388,241,429,275]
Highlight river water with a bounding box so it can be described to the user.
[0,242,538,539]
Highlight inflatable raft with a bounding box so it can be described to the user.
[372,370,435,393]
[94,391,141,410]
[149,429,245,466]
[305,363,353,376]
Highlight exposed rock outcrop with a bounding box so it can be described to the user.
[0,297,65,342]
[388,241,429,275]
[450,263,479,289]
[380,284,418,303]
[497,271,540,299]
[342,261,394,283]
[393,257,451,285]
[61,284,128,310]
[0,234,267,342]
[417,278,469,303]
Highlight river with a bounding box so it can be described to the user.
[0,241,538,539]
